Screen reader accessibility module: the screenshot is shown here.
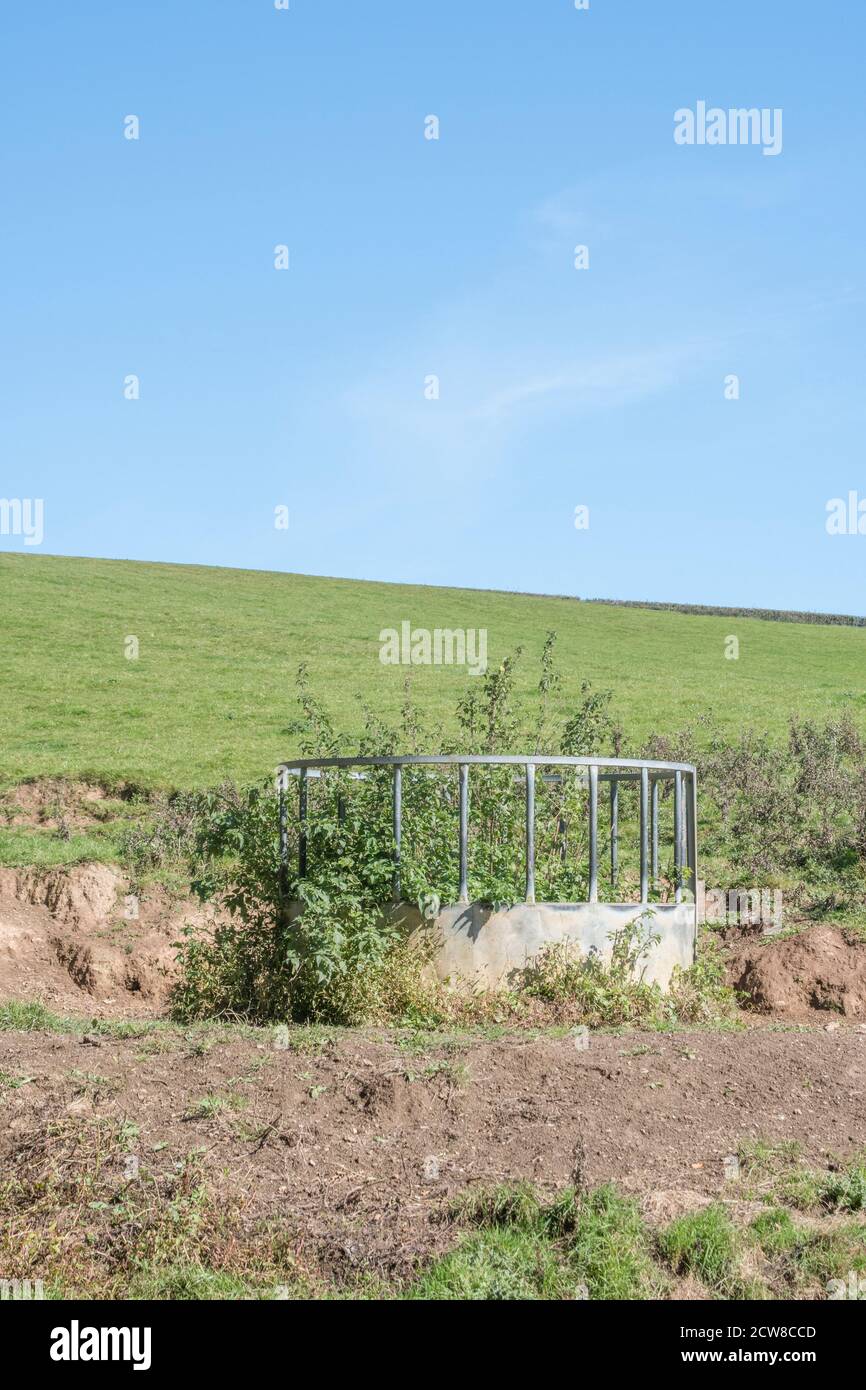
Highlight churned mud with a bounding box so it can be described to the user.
[1,1024,863,1278]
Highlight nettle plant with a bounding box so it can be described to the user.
[175,634,621,1022]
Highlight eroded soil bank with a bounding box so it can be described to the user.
[4,858,866,1025]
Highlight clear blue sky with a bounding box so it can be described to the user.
[2,1,864,612]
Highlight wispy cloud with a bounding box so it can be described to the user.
[335,176,722,492]
[340,336,705,496]
[468,346,698,424]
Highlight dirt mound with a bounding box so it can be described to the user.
[0,863,216,1015]
[727,924,866,1021]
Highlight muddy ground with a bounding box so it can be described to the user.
[2,852,866,1287]
[2,1022,864,1279]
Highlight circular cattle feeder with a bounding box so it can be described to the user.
[277,755,698,992]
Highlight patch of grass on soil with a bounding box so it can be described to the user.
[737,1138,866,1213]
[657,1204,759,1299]
[425,1181,666,1300]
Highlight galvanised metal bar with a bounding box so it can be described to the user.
[298,767,308,880]
[640,766,649,902]
[687,770,698,901]
[674,770,683,904]
[279,753,696,773]
[525,762,536,904]
[588,763,598,903]
[392,763,402,900]
[278,767,288,893]
[458,763,469,905]
[610,776,619,892]
[651,779,659,887]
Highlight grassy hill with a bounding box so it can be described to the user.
[1,552,865,789]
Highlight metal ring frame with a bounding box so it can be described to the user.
[276,754,698,909]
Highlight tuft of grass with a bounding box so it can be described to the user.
[0,1001,69,1032]
[737,1139,866,1213]
[407,1226,573,1301]
[66,1069,121,1100]
[136,1036,177,1058]
[737,1138,824,1210]
[749,1208,866,1295]
[273,1024,338,1054]
[749,1207,800,1256]
[0,1001,270,1048]
[184,1093,247,1121]
[442,1180,665,1300]
[0,1069,35,1090]
[396,1028,472,1055]
[402,1058,469,1087]
[89,1018,159,1040]
[778,1225,866,1289]
[658,1204,760,1298]
[820,1154,866,1213]
[738,1137,803,1180]
[0,1000,159,1040]
[447,1183,541,1230]
[560,1185,668,1300]
[0,826,126,868]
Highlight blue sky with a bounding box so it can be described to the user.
[2,0,864,612]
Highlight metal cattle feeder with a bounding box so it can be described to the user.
[277,755,698,992]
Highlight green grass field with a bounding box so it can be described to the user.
[2,552,865,789]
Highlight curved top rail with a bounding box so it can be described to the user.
[276,752,698,910]
[277,754,696,774]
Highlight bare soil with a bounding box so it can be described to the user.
[726,924,866,1022]
[0,863,206,1016]
[1,1024,864,1278]
[0,778,114,831]
[3,859,866,1282]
